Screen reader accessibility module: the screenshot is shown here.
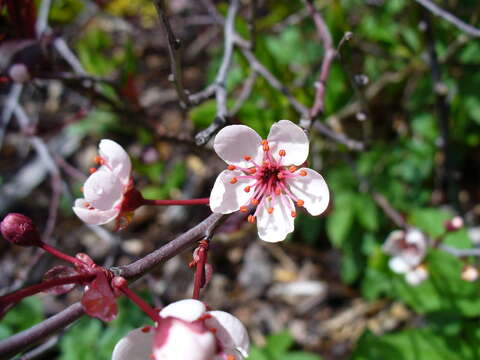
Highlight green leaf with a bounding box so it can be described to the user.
[354,195,379,232]
[0,296,44,339]
[326,192,356,247]
[265,331,294,358]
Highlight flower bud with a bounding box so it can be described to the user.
[0,213,42,247]
[444,216,464,232]
[461,265,478,282]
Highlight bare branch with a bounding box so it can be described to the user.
[194,0,240,146]
[0,213,226,358]
[414,0,480,37]
[152,0,191,108]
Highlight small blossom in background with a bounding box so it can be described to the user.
[72,139,142,229]
[383,228,428,285]
[112,299,249,360]
[209,120,329,242]
[461,265,479,282]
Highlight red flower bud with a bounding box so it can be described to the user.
[0,213,42,247]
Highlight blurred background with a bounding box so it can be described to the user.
[1,0,480,359]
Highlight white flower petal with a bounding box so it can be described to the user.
[287,168,329,216]
[267,120,309,165]
[112,327,155,360]
[257,195,295,242]
[388,256,411,274]
[99,139,131,185]
[405,229,427,253]
[159,299,206,322]
[213,125,263,168]
[405,266,428,286]
[209,170,256,214]
[154,318,216,360]
[383,230,406,255]
[72,199,119,225]
[206,311,249,358]
[83,168,124,211]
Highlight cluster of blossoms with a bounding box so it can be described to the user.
[383,228,428,286]
[113,299,249,360]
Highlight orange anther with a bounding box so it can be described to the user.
[267,207,274,214]
[291,211,297,218]
[244,186,251,193]
[94,155,104,165]
[275,188,281,195]
[240,206,248,213]
[247,215,255,223]
[227,165,236,170]
[279,149,286,157]
[297,199,304,206]
[251,198,259,205]
[227,356,236,360]
[89,167,97,174]
[209,327,218,333]
[84,202,90,208]
[230,177,238,184]
[248,168,257,174]
[299,170,307,176]
[289,166,297,173]
[263,144,270,151]
[277,173,285,179]
[141,326,151,333]
[244,155,251,161]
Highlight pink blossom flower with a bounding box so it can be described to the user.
[72,139,134,227]
[383,228,428,285]
[209,120,329,242]
[112,299,249,360]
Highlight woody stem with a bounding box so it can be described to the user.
[142,198,210,206]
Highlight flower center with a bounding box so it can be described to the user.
[228,140,307,223]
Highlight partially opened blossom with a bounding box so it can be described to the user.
[209,120,329,242]
[112,299,249,360]
[73,139,139,229]
[383,228,428,285]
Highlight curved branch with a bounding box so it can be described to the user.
[0,213,226,358]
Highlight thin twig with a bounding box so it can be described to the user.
[414,0,480,37]
[194,0,240,146]
[0,213,226,358]
[35,0,52,37]
[304,0,335,122]
[248,0,257,50]
[152,0,191,108]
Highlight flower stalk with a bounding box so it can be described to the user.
[112,277,159,322]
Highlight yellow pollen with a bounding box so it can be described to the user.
[230,177,238,184]
[227,165,236,170]
[244,155,251,161]
[244,186,251,193]
[279,149,286,157]
[291,211,297,218]
[240,206,248,213]
[299,170,307,176]
[297,199,304,206]
[251,198,259,205]
[247,215,255,223]
[289,166,297,173]
[267,207,274,214]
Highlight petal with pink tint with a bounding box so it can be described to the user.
[206,311,249,357]
[99,139,131,185]
[112,327,155,360]
[154,318,216,360]
[214,125,263,168]
[256,195,295,242]
[210,170,256,214]
[72,199,119,225]
[267,120,309,165]
[287,168,329,216]
[159,299,206,322]
[83,168,124,211]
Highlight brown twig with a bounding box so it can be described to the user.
[304,0,335,122]
[151,0,191,108]
[0,212,226,358]
[414,0,480,37]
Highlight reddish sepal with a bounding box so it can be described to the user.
[81,270,118,322]
[42,266,79,295]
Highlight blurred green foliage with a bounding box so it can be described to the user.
[248,332,323,360]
